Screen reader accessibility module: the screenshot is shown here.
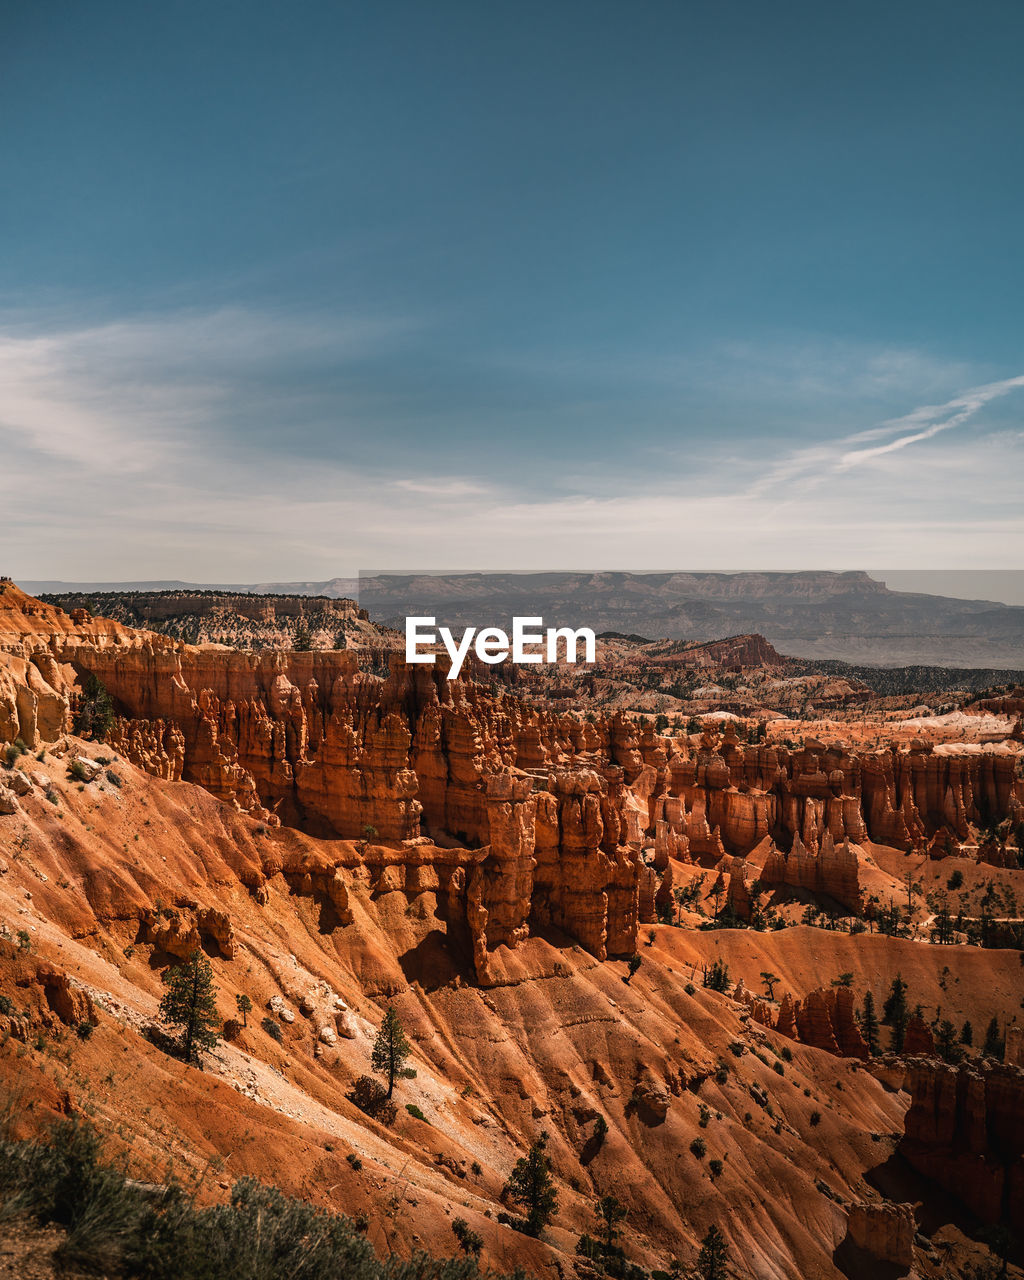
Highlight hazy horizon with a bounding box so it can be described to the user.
[15,568,1024,609]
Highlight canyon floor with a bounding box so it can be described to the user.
[1,581,1023,1279]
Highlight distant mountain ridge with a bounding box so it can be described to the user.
[20,571,1024,666]
[355,571,1024,668]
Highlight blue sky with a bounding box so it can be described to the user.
[2,0,1023,579]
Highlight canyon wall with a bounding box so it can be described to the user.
[3,582,1023,982]
[894,1058,1024,1226]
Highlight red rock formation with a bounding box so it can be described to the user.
[894,1058,1024,1225]
[845,1201,915,1267]
[651,723,1022,860]
[138,904,236,961]
[761,832,862,913]
[904,1015,934,1055]
[773,986,869,1060]
[4,582,1024,993]
[37,965,98,1028]
[775,992,799,1041]
[795,988,840,1055]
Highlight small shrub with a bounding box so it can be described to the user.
[404,1103,428,1123]
[471,1160,482,1176]
[16,929,31,951]
[346,1152,363,1171]
[222,1018,243,1042]
[780,1046,792,1062]
[105,770,122,789]
[684,982,696,996]
[46,789,59,805]
[809,1110,822,1126]
[714,1065,729,1085]
[348,1075,397,1126]
[68,760,91,783]
[261,1016,283,1042]
[728,1041,744,1057]
[689,1137,707,1159]
[708,1158,723,1179]
[702,959,731,992]
[0,994,14,1016]
[947,869,964,890]
[451,1217,483,1257]
[75,1021,94,1040]
[773,1061,784,1076]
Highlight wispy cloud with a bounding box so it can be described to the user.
[393,478,491,497]
[837,374,1024,469]
[1,307,1022,578]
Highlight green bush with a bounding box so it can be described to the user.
[0,1116,515,1280]
[348,1076,397,1127]
[72,676,115,741]
[261,1016,283,1043]
[404,1103,428,1123]
[689,1137,706,1159]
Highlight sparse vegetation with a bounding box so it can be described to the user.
[696,1225,729,1280]
[702,959,731,992]
[73,675,115,740]
[349,1075,397,1127]
[0,1114,511,1279]
[158,951,219,1068]
[261,1016,283,1042]
[451,1217,483,1256]
[371,1005,412,1099]
[501,1131,557,1237]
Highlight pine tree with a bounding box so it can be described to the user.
[882,973,910,1053]
[931,895,955,944]
[503,1131,558,1237]
[936,1019,959,1062]
[959,1020,973,1047]
[697,1225,729,1280]
[597,1194,626,1252]
[371,1005,411,1098]
[859,990,880,1056]
[982,1016,1005,1060]
[293,619,313,651]
[73,674,115,740]
[159,950,219,1068]
[235,993,252,1027]
[760,971,781,1000]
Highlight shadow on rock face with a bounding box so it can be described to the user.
[399,929,465,992]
